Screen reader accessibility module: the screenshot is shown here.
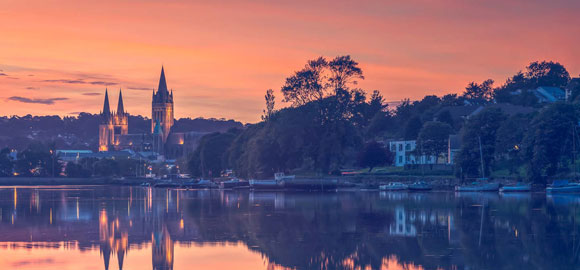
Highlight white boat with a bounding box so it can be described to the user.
[275,172,295,181]
[219,178,249,189]
[500,183,531,192]
[249,173,294,189]
[455,182,499,192]
[379,182,408,191]
[408,181,433,191]
[249,179,281,189]
[546,180,580,193]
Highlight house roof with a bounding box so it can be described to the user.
[536,86,565,101]
[469,103,537,118]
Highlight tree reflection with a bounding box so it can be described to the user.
[0,187,579,270]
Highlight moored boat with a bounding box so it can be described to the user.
[249,179,281,189]
[249,173,294,190]
[275,172,295,181]
[546,180,580,193]
[219,178,250,189]
[455,182,499,192]
[500,183,531,192]
[408,181,432,191]
[153,180,182,188]
[379,182,408,191]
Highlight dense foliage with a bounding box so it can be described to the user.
[188,58,580,182]
[188,55,388,178]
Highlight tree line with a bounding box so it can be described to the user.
[187,56,580,183]
[0,142,163,178]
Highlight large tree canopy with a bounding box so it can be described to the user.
[416,121,452,160]
[522,103,577,183]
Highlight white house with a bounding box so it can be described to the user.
[388,140,437,167]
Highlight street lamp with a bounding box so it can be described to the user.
[49,150,54,178]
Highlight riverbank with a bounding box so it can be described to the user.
[0,175,527,187]
[0,177,114,186]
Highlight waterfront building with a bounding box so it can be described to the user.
[388,140,437,167]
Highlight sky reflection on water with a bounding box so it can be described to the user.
[0,186,578,270]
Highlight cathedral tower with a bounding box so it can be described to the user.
[99,89,129,152]
[112,89,129,141]
[99,89,114,152]
[151,66,174,143]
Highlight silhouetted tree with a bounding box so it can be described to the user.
[463,79,494,104]
[281,57,329,106]
[357,141,392,172]
[416,121,452,162]
[328,55,364,90]
[15,142,61,177]
[262,89,276,121]
[456,108,506,178]
[495,114,532,176]
[404,116,422,140]
[65,162,91,178]
[525,61,570,88]
[522,103,577,183]
[188,130,239,178]
[436,110,454,129]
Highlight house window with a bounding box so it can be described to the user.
[398,156,402,163]
[398,144,402,151]
[405,143,411,151]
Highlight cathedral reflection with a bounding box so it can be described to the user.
[0,187,579,270]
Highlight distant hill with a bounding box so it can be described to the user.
[0,113,243,151]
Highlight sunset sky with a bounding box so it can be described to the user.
[1,0,579,123]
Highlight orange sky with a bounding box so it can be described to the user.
[1,0,579,123]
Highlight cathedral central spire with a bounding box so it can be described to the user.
[151,66,174,145]
[157,66,168,94]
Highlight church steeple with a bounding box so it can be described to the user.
[117,89,125,115]
[102,89,111,120]
[157,66,168,95]
[151,66,174,143]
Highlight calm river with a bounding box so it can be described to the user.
[0,186,578,270]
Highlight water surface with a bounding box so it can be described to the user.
[0,186,578,270]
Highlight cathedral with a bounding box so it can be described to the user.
[99,67,187,157]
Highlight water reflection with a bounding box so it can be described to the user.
[0,187,579,269]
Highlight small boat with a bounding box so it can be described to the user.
[455,182,499,192]
[219,178,250,189]
[408,181,432,191]
[153,180,182,188]
[379,182,408,191]
[249,173,295,190]
[546,180,580,193]
[275,172,295,181]
[249,179,281,189]
[500,183,531,192]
